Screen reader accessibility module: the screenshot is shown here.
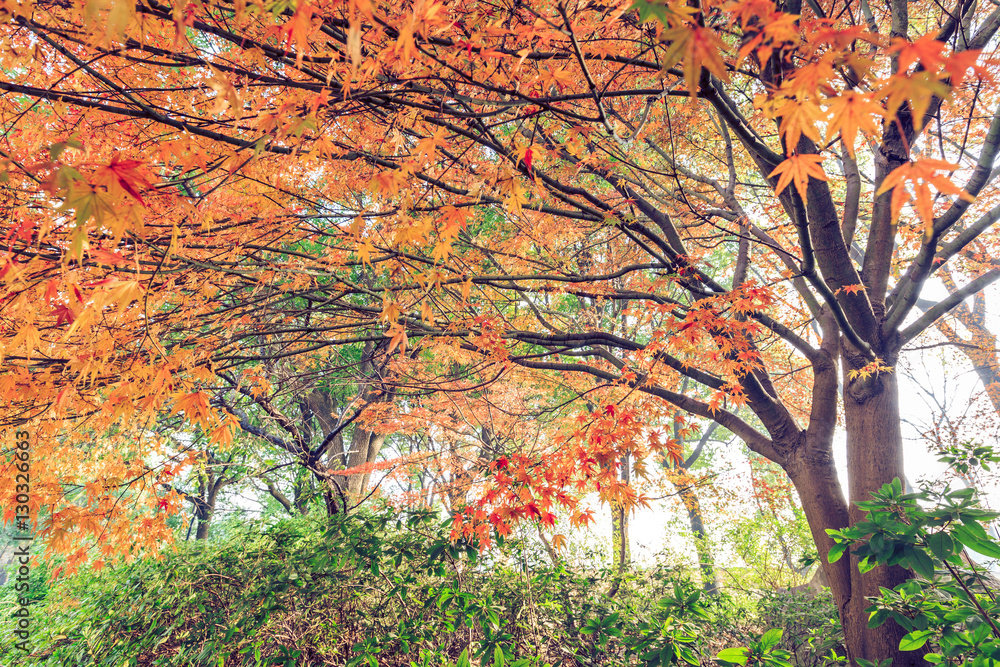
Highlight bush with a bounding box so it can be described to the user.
[1,506,839,667]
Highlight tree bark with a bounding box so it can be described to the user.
[345,427,387,499]
[676,482,718,594]
[664,418,721,594]
[841,369,915,667]
[783,356,922,667]
[194,499,213,541]
[611,455,630,572]
[194,467,227,541]
[610,501,629,571]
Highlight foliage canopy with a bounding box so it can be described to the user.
[2,0,1000,662]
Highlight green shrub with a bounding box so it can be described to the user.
[1,506,850,667]
[828,479,1000,667]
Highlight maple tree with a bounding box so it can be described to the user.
[2,0,1000,663]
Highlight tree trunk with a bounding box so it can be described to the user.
[841,370,916,666]
[611,501,629,570]
[194,510,211,540]
[788,365,919,667]
[345,427,387,500]
[611,455,630,572]
[677,483,718,594]
[195,479,222,541]
[194,496,213,541]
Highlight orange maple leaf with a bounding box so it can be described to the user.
[660,23,730,96]
[92,155,151,205]
[826,91,884,157]
[172,391,214,428]
[876,158,974,237]
[768,153,828,200]
[768,94,824,154]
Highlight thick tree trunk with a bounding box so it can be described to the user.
[785,432,852,624]
[194,510,211,541]
[194,494,214,541]
[788,366,919,667]
[841,370,916,667]
[194,479,223,541]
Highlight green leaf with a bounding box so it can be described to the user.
[868,609,890,628]
[828,542,848,563]
[455,649,471,667]
[905,546,936,579]
[871,533,886,557]
[971,622,991,644]
[717,648,750,665]
[632,0,673,26]
[762,656,793,667]
[971,538,1000,558]
[953,525,1000,559]
[899,630,934,651]
[679,647,699,665]
[957,517,989,540]
[890,611,914,631]
[943,609,976,623]
[760,629,783,651]
[927,532,954,561]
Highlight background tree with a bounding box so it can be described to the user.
[663,418,726,595]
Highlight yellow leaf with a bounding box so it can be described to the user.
[205,64,242,120]
[768,153,828,200]
[10,324,41,359]
[825,91,884,157]
[660,24,730,96]
[768,95,824,154]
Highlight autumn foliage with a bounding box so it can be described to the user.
[2,0,1000,661]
